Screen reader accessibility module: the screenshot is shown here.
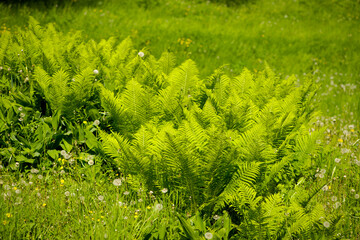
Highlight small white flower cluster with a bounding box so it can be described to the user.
[86,155,95,166]
[60,150,72,160]
[113,178,122,187]
[315,168,326,178]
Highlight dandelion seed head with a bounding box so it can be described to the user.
[98,195,104,201]
[155,203,163,211]
[355,194,359,199]
[138,51,145,58]
[65,191,70,197]
[323,221,330,228]
[93,120,100,126]
[113,178,122,187]
[334,202,341,209]
[93,69,99,75]
[335,158,341,163]
[204,232,213,239]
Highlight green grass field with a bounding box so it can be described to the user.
[1,0,359,117]
[0,0,360,239]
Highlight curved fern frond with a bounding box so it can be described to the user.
[121,79,150,124]
[157,51,176,76]
[99,86,126,131]
[211,161,260,211]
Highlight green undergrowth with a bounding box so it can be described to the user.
[0,0,359,119]
[0,19,359,239]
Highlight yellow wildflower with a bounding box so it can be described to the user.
[6,213,12,218]
[42,203,46,207]
[338,138,343,143]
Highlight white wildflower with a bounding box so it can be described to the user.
[93,120,100,126]
[138,51,145,58]
[161,188,168,194]
[213,215,220,220]
[155,203,163,211]
[93,69,99,75]
[113,178,122,187]
[323,221,330,228]
[204,232,213,239]
[98,195,104,201]
[88,160,94,166]
[355,194,359,199]
[123,191,130,195]
[65,191,70,197]
[334,158,341,163]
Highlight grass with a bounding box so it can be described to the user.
[0,0,360,238]
[1,0,359,118]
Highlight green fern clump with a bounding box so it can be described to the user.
[0,18,329,238]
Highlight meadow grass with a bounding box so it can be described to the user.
[1,0,359,118]
[0,0,360,238]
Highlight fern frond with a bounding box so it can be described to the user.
[99,86,126,131]
[47,69,69,112]
[109,37,133,67]
[34,67,52,98]
[157,51,176,76]
[62,67,94,116]
[212,161,260,211]
[121,79,149,124]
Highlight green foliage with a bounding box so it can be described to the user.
[1,17,359,239]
